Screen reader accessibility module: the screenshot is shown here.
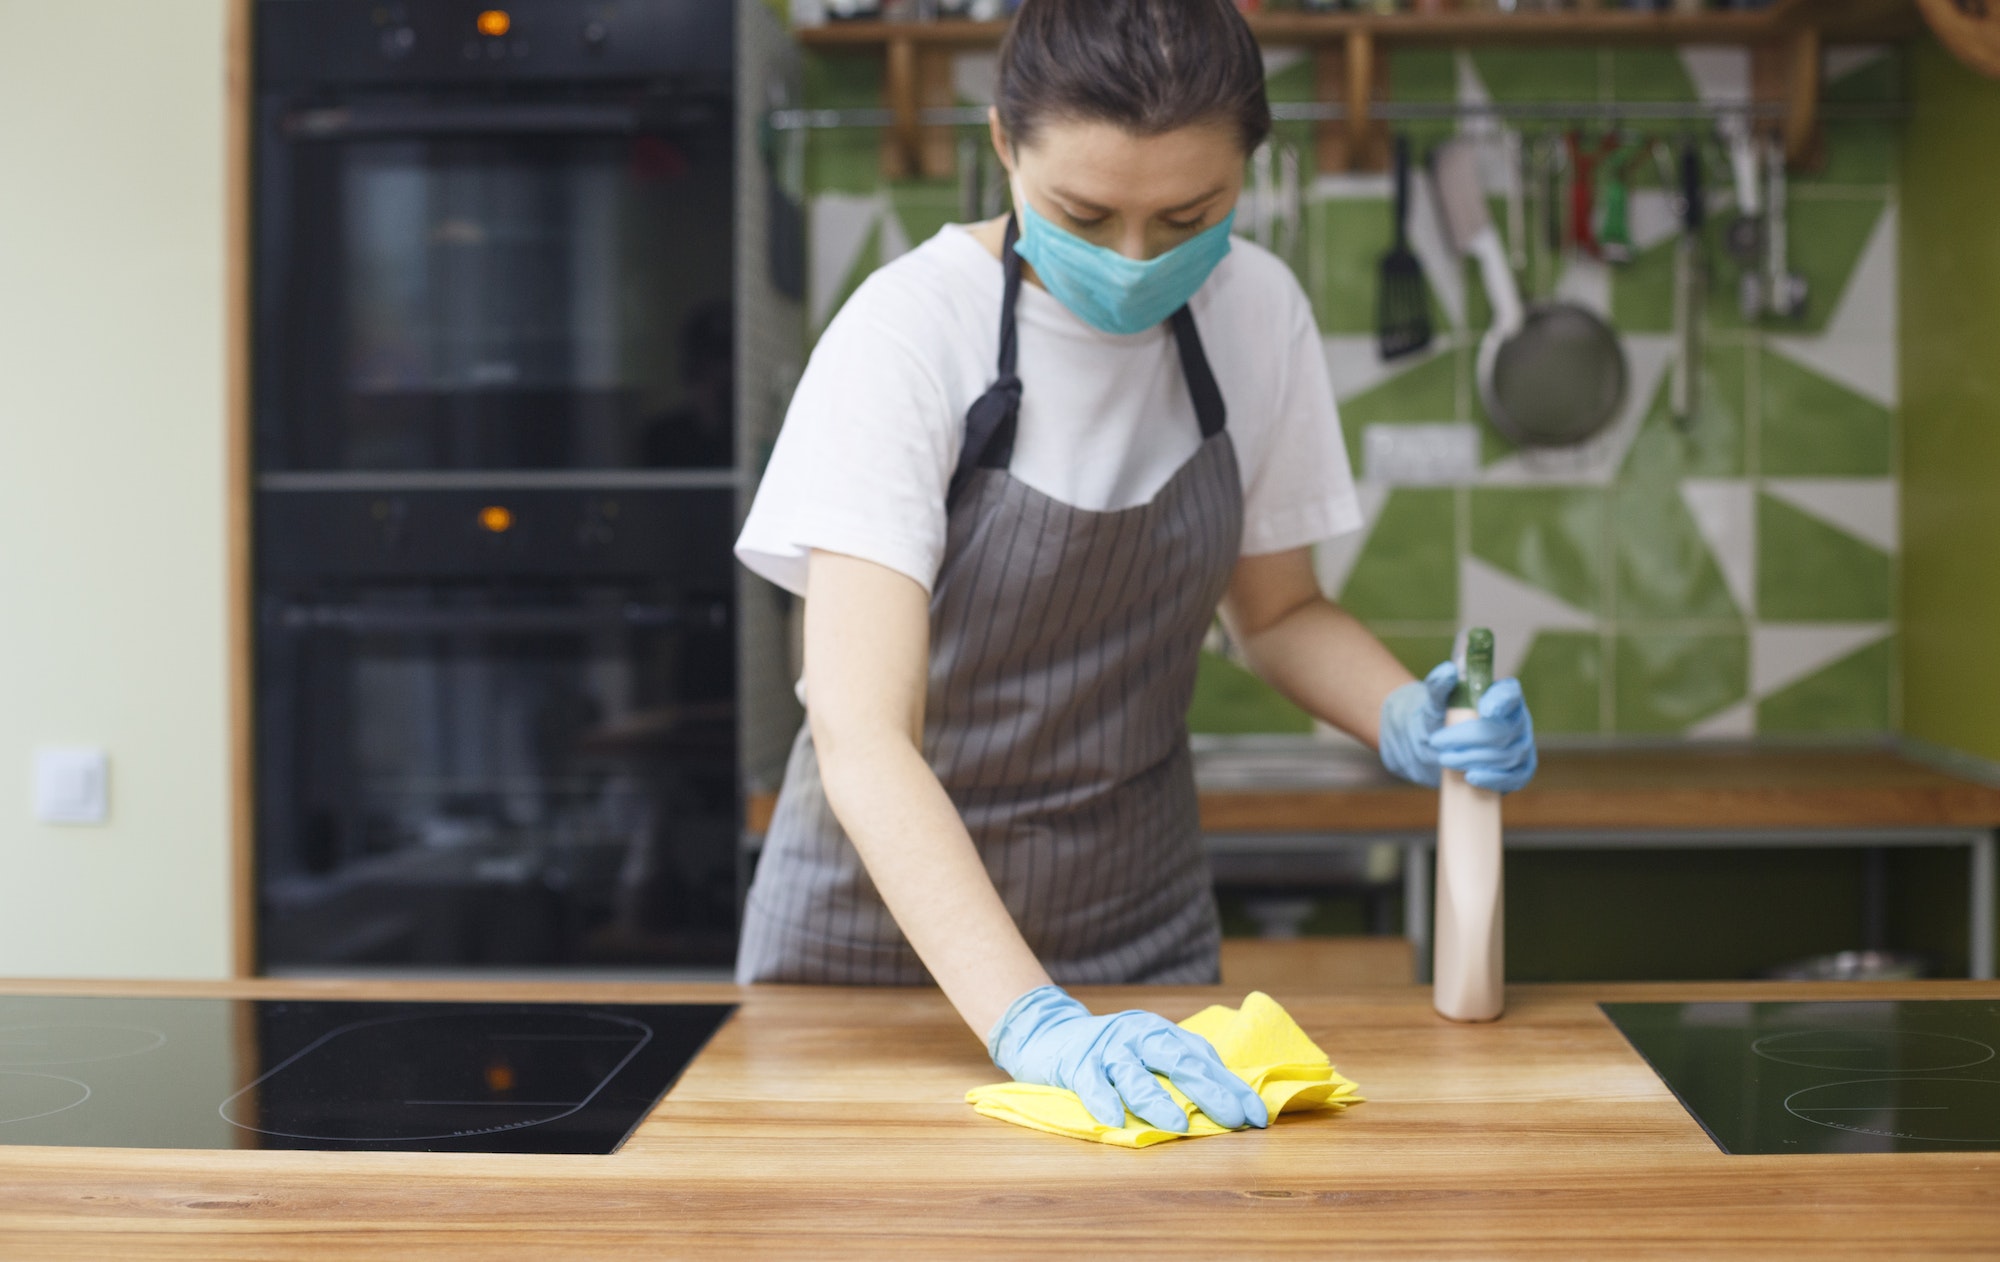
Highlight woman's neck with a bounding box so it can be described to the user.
[966,215,1042,291]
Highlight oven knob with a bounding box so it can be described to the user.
[379,26,416,59]
[582,21,608,51]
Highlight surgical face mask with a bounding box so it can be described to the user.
[1011,194,1236,336]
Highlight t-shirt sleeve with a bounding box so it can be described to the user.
[1238,278,1364,556]
[735,280,959,598]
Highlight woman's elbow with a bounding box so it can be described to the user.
[808,704,918,791]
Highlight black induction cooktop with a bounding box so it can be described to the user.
[1602,999,2000,1154]
[0,997,733,1153]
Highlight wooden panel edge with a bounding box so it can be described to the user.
[226,0,256,979]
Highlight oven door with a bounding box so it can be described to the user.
[253,87,736,472]
[256,579,738,969]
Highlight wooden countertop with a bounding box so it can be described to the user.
[4,975,1998,1259]
[748,746,2000,835]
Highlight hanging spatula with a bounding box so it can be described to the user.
[1377,135,1431,362]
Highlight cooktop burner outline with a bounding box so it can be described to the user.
[1603,1000,2000,1155]
[218,1007,655,1144]
[0,996,734,1154]
[0,1072,93,1126]
[0,1024,168,1067]
[1751,1028,1996,1074]
[1784,1077,2000,1144]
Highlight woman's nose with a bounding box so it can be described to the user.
[1115,223,1166,262]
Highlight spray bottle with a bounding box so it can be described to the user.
[1434,627,1505,1023]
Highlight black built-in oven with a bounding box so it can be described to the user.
[252,1,802,970]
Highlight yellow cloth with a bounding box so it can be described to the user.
[964,991,1362,1148]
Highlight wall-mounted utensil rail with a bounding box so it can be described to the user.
[790,0,1920,175]
[767,101,1906,132]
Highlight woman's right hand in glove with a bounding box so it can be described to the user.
[986,984,1270,1133]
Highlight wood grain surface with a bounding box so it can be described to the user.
[2,975,1997,1259]
[749,747,2000,834]
[1221,936,1415,990]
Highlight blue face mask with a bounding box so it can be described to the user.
[1012,197,1236,336]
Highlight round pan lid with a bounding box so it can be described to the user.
[1478,305,1628,448]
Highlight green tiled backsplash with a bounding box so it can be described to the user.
[799,43,1902,741]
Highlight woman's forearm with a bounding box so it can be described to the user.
[1233,597,1413,746]
[802,549,1050,1042]
[1219,548,1414,747]
[814,728,1052,1039]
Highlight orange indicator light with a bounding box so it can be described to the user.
[476,9,511,36]
[479,505,514,533]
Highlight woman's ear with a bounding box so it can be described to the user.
[988,107,1014,175]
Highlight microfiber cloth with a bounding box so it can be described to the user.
[964,991,1362,1148]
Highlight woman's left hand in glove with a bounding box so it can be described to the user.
[1427,675,1538,794]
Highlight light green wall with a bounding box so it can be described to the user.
[1901,37,2000,765]
[0,1,234,977]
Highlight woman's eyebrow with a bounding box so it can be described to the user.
[1160,186,1227,215]
[1046,185,1227,218]
[1048,187,1114,215]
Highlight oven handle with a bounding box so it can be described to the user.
[280,101,704,140]
[270,602,716,634]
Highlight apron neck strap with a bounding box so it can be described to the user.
[947,214,1228,510]
[948,216,1025,508]
[1169,305,1227,441]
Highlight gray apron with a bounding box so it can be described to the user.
[737,216,1244,985]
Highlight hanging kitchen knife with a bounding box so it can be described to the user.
[1671,138,1706,430]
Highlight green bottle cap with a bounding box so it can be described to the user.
[1451,627,1494,709]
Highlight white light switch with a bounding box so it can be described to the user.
[34,747,109,825]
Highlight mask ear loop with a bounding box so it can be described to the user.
[947,214,1025,511]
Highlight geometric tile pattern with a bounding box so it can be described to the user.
[797,41,1902,739]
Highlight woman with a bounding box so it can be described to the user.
[735,0,1537,1134]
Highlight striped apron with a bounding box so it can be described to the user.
[736,217,1244,985]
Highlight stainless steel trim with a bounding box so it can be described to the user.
[1405,841,1432,985]
[1974,833,1996,981]
[284,103,644,139]
[258,470,743,493]
[271,602,706,634]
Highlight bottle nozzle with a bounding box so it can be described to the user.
[1452,627,1495,709]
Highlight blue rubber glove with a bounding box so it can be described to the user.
[987,984,1270,1134]
[1429,675,1538,794]
[1378,662,1459,787]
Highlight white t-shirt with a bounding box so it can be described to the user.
[736,224,1361,598]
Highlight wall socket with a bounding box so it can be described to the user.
[34,747,109,825]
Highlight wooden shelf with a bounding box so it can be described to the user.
[797,0,1918,50]
[797,0,1917,175]
[798,17,1009,47]
[747,747,2000,836]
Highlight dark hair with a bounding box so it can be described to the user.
[996,0,1272,154]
